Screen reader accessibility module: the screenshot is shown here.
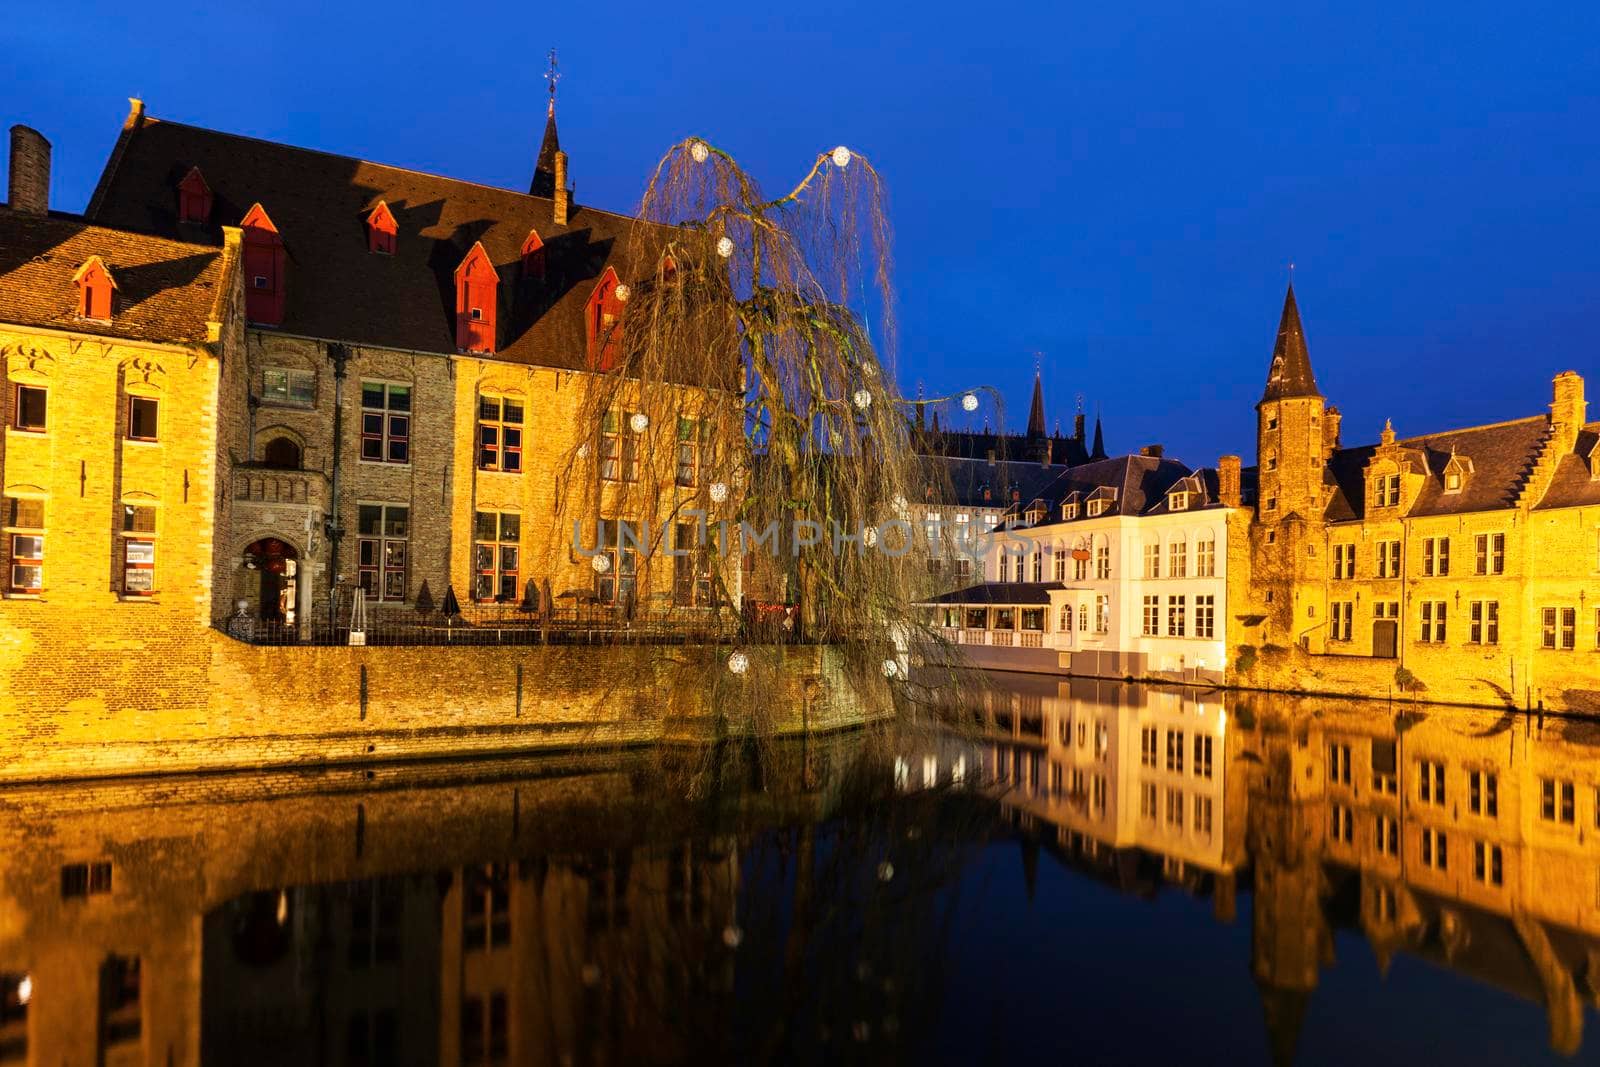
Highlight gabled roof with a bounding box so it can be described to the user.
[0,209,230,344]
[1534,421,1600,511]
[86,109,657,370]
[1260,284,1319,403]
[1143,468,1227,516]
[1014,454,1196,521]
[919,454,1064,510]
[1323,416,1551,521]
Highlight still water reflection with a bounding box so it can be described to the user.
[2,673,1599,1065]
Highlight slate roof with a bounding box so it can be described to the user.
[1009,454,1197,521]
[1533,422,1600,511]
[919,454,1065,510]
[923,582,1066,606]
[1260,284,1319,402]
[1323,416,1553,521]
[0,208,230,344]
[916,427,1093,467]
[86,109,663,370]
[1142,467,1227,516]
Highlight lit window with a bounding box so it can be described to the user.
[600,411,640,482]
[1168,491,1188,511]
[1169,540,1187,578]
[1167,595,1185,637]
[477,396,524,473]
[472,512,521,602]
[120,505,157,597]
[357,504,409,601]
[5,497,44,593]
[262,367,315,407]
[595,521,639,605]
[360,383,411,464]
[676,417,710,487]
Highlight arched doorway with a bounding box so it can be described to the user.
[244,538,299,625]
[261,436,302,469]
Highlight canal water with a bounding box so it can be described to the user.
[1,671,1596,1065]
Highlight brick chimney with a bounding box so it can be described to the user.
[553,150,570,226]
[1550,371,1586,451]
[1323,405,1342,455]
[1140,444,1164,459]
[1218,455,1242,508]
[8,125,50,215]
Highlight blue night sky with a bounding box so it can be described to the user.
[7,0,1599,468]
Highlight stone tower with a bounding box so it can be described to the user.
[1255,285,1328,522]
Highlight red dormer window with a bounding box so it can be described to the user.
[240,203,287,327]
[366,201,397,255]
[72,256,117,321]
[586,267,626,371]
[520,228,545,282]
[177,166,212,224]
[455,242,499,354]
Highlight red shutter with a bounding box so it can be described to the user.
[455,242,499,354]
[240,203,287,326]
[177,166,213,223]
[585,268,625,371]
[520,228,545,282]
[367,201,398,254]
[72,257,116,320]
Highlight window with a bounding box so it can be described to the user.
[1469,601,1499,645]
[1265,455,1278,471]
[1095,540,1111,579]
[1092,775,1107,817]
[1141,726,1158,768]
[1076,603,1088,632]
[1095,594,1110,633]
[1167,595,1186,637]
[1376,473,1401,507]
[1376,815,1399,857]
[120,505,157,596]
[1267,415,1278,430]
[1054,545,1068,581]
[1166,730,1185,773]
[1543,607,1577,650]
[1473,842,1503,887]
[1418,759,1445,806]
[1474,532,1505,575]
[1194,735,1213,779]
[1169,540,1187,578]
[1469,769,1498,818]
[1333,543,1355,579]
[1142,595,1159,636]
[357,504,408,601]
[1377,540,1401,578]
[1062,502,1079,520]
[1540,778,1576,824]
[360,383,410,464]
[1374,600,1400,620]
[1032,549,1043,583]
[13,384,46,431]
[1165,787,1184,828]
[1195,536,1215,577]
[1423,536,1450,576]
[1195,796,1214,837]
[674,523,714,606]
[1331,804,1354,844]
[1195,594,1215,639]
[1372,739,1398,795]
[5,497,44,593]
[1331,601,1353,641]
[1073,550,1088,582]
[1420,601,1447,643]
[366,201,397,254]
[1140,782,1158,821]
[596,524,638,605]
[125,396,158,441]
[1265,496,1277,512]
[676,417,710,487]
[60,861,113,898]
[600,410,641,482]
[1143,543,1160,579]
[1329,743,1351,785]
[1169,491,1189,511]
[263,367,315,407]
[476,396,523,472]
[1421,827,1447,871]
[472,512,520,602]
[1087,499,1107,517]
[1445,470,1463,492]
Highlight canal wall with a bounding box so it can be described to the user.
[0,632,890,783]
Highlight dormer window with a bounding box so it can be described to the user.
[586,267,626,371]
[521,228,546,281]
[1062,503,1079,520]
[1444,471,1462,493]
[1169,491,1189,512]
[1025,504,1045,525]
[1378,473,1401,508]
[366,201,398,255]
[72,256,116,321]
[177,166,212,224]
[1442,451,1473,494]
[1087,499,1106,517]
[240,203,287,327]
[454,242,499,355]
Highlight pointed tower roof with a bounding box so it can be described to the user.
[1261,284,1320,403]
[1027,370,1046,437]
[1091,414,1107,460]
[530,49,562,197]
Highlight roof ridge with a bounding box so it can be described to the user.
[1332,413,1548,455]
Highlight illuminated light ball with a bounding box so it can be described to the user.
[690,140,710,163]
[961,392,979,412]
[881,658,900,679]
[861,361,878,378]
[581,963,601,987]
[716,236,735,259]
[722,924,743,948]
[890,494,908,513]
[613,283,630,303]
[877,861,894,882]
[590,553,611,574]
[727,650,749,675]
[709,481,729,503]
[852,389,872,410]
[630,412,649,433]
[832,145,852,168]
[16,975,31,1006]
[576,442,590,459]
[863,526,879,548]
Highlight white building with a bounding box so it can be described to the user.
[926,451,1236,683]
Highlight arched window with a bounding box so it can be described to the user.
[262,436,302,470]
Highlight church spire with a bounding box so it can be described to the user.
[1091,412,1106,460]
[530,49,563,197]
[1026,367,1046,437]
[1261,284,1320,403]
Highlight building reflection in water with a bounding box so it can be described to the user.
[0,682,1598,1064]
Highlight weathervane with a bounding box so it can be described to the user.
[545,48,562,113]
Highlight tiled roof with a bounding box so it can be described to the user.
[0,208,229,344]
[1323,416,1551,521]
[1533,422,1600,510]
[86,111,662,370]
[922,582,1065,606]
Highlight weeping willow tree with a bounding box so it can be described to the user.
[546,137,995,738]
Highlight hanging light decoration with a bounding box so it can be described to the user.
[716,236,735,259]
[690,140,710,163]
[877,861,894,882]
[630,412,649,433]
[591,553,611,574]
[15,975,32,1006]
[613,282,631,303]
[727,650,749,675]
[881,658,900,679]
[832,145,852,168]
[890,494,908,513]
[961,392,979,412]
[576,442,590,459]
[852,389,872,410]
[709,481,729,503]
[722,924,744,948]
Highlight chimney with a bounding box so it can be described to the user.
[1073,413,1085,441]
[1551,370,1586,451]
[1323,405,1343,454]
[1218,455,1242,508]
[8,125,50,215]
[1140,444,1164,459]
[553,150,570,225]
